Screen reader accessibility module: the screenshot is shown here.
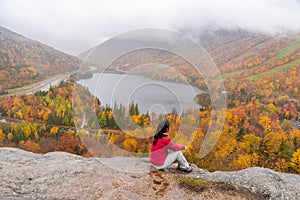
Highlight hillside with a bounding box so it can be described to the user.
[0,26,81,92]
[0,148,299,200]
[78,29,300,94]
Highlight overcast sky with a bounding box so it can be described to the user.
[0,0,300,55]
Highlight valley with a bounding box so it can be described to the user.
[0,26,299,174]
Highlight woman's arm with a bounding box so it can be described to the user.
[164,138,186,151]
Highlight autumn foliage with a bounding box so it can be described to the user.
[0,30,300,174]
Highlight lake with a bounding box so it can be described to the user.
[77,73,202,115]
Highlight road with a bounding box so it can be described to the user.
[26,72,74,94]
[0,116,123,135]
[0,72,75,98]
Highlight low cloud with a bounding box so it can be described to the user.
[0,0,300,54]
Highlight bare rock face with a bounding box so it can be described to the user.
[0,147,300,200]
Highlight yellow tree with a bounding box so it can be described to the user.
[259,115,272,134]
[123,138,137,152]
[0,129,4,145]
[290,148,300,173]
[231,153,259,170]
[7,132,13,141]
[32,124,39,140]
[23,124,32,138]
[50,126,59,136]
[243,134,261,153]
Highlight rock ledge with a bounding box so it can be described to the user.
[0,148,299,200]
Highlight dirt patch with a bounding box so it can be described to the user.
[149,169,171,196]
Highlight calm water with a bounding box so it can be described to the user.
[78,73,202,115]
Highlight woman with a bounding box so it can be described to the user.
[150,120,193,172]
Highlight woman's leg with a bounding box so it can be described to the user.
[152,151,189,170]
[175,151,190,169]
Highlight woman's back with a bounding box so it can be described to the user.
[150,136,185,166]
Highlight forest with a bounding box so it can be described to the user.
[0,65,299,173]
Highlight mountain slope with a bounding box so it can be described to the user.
[0,26,81,92]
[78,28,300,85]
[77,29,300,99]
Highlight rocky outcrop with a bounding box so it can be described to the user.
[0,147,299,200]
[189,167,300,200]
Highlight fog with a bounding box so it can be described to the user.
[0,0,300,55]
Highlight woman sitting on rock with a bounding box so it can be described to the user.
[150,120,193,172]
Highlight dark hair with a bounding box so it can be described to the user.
[152,120,170,145]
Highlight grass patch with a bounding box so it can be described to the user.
[222,69,248,79]
[254,36,300,67]
[249,59,300,81]
[222,55,300,81]
[178,176,236,193]
[275,36,300,59]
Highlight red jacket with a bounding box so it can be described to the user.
[150,136,186,166]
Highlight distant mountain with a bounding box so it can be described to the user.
[0,26,81,91]
[78,28,258,62]
[78,28,300,86]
